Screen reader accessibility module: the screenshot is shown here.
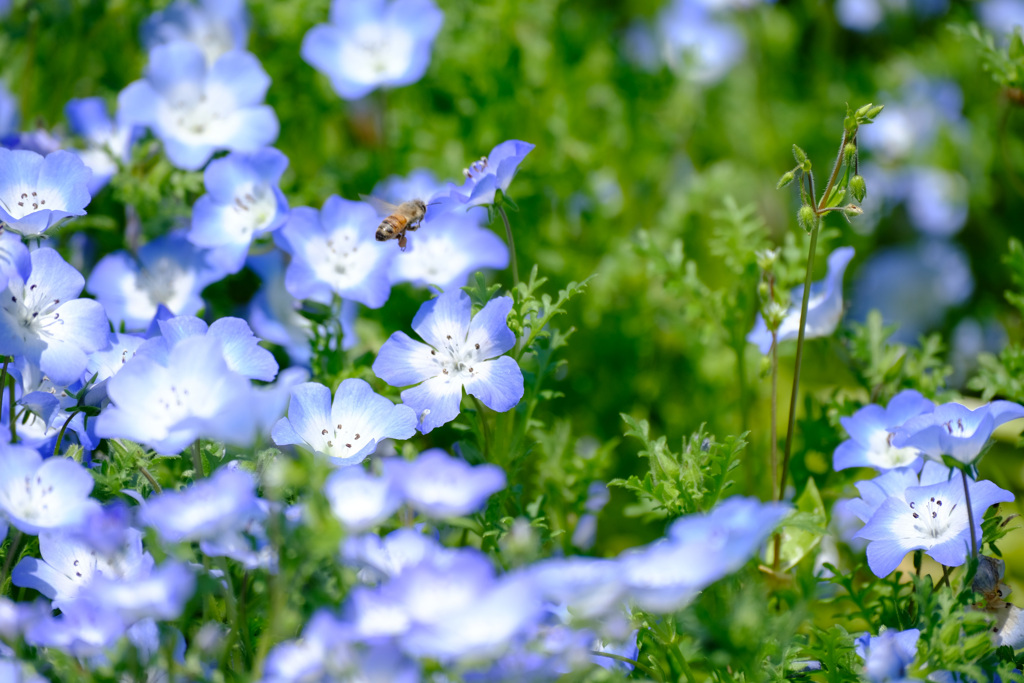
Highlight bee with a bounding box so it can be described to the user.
[360,195,428,251]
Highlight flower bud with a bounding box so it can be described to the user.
[777,170,795,189]
[843,203,863,217]
[756,247,780,271]
[792,145,811,171]
[843,142,857,165]
[851,174,866,202]
[797,205,817,232]
[758,281,770,300]
[765,301,788,330]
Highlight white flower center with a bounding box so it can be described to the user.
[463,156,489,181]
[230,183,276,236]
[0,186,58,220]
[867,429,920,468]
[309,228,374,291]
[316,419,365,460]
[137,257,182,307]
[0,282,65,342]
[942,417,977,438]
[4,472,58,523]
[428,334,483,382]
[908,495,959,540]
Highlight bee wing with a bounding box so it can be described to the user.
[359,194,401,217]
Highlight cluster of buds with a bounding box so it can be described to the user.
[755,247,786,369]
[777,103,883,232]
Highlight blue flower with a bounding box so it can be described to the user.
[0,149,92,236]
[620,496,790,612]
[373,290,524,433]
[442,140,535,210]
[118,41,278,171]
[855,468,1013,577]
[0,230,31,292]
[390,211,509,291]
[343,528,447,581]
[87,231,224,330]
[323,465,403,531]
[893,400,1024,466]
[138,314,279,382]
[138,466,260,544]
[855,628,920,682]
[301,0,444,100]
[142,0,248,65]
[374,168,447,206]
[64,97,138,195]
[187,148,289,274]
[658,0,746,84]
[72,560,195,623]
[834,390,935,472]
[94,334,259,455]
[845,462,949,525]
[748,246,855,355]
[274,195,395,308]
[384,448,506,518]
[0,248,110,386]
[0,443,100,536]
[272,378,416,466]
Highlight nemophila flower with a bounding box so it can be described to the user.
[187,148,289,274]
[11,528,152,609]
[118,41,278,171]
[323,466,402,531]
[138,315,278,382]
[272,378,416,466]
[384,448,506,518]
[855,628,919,682]
[300,0,444,100]
[854,471,1013,577]
[390,211,509,291]
[0,149,92,236]
[0,248,109,387]
[0,443,100,535]
[978,0,1024,34]
[64,97,138,195]
[893,400,1024,466]
[138,466,261,543]
[24,607,125,658]
[658,0,745,84]
[1,127,63,156]
[94,334,258,455]
[859,79,963,163]
[620,496,790,612]
[84,560,195,622]
[247,251,316,364]
[442,140,536,210]
[0,230,30,293]
[846,461,949,524]
[87,231,224,330]
[748,246,855,355]
[142,0,248,65]
[374,168,447,207]
[275,196,395,308]
[373,289,524,433]
[528,557,625,619]
[343,528,446,582]
[903,167,968,237]
[850,241,973,344]
[834,390,935,472]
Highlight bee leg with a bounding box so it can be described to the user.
[408,219,422,232]
[399,234,408,250]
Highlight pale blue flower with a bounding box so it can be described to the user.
[658,0,745,84]
[846,461,949,524]
[342,528,447,581]
[747,246,855,355]
[893,400,1024,466]
[442,140,535,210]
[118,41,278,171]
[64,97,138,195]
[301,0,444,100]
[390,210,509,291]
[855,628,920,682]
[142,0,248,65]
[137,314,279,382]
[323,466,402,531]
[0,443,100,535]
[187,147,289,274]
[834,390,935,471]
[978,0,1024,34]
[373,290,524,433]
[138,466,261,543]
[0,149,92,236]
[384,448,506,518]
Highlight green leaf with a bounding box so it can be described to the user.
[769,478,826,571]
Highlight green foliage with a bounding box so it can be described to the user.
[951,23,1024,90]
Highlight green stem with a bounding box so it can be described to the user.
[770,331,779,499]
[962,468,978,561]
[589,651,662,681]
[8,377,15,444]
[191,440,204,479]
[0,359,8,429]
[53,412,76,457]
[777,220,819,504]
[1,530,23,591]
[497,205,520,296]
[470,394,491,460]
[138,464,162,493]
[216,558,240,669]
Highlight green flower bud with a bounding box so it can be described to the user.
[797,205,817,233]
[758,281,770,300]
[777,170,796,190]
[765,301,788,330]
[792,145,811,171]
[851,174,866,202]
[843,142,857,165]
[866,104,884,120]
[756,247,780,271]
[843,203,863,217]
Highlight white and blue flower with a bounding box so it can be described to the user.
[0,149,92,236]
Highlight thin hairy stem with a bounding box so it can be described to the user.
[962,469,978,561]
[53,412,76,457]
[138,464,162,493]
[497,205,520,295]
[8,378,15,443]
[191,440,205,479]
[1,530,23,589]
[816,131,849,213]
[770,331,779,499]
[589,651,662,681]
[0,359,8,429]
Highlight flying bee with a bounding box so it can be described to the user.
[359,194,429,251]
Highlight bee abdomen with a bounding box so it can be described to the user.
[376,214,408,241]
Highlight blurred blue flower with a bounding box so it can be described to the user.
[0,81,18,137]
[24,606,125,658]
[528,557,624,619]
[373,290,524,433]
[138,466,261,544]
[850,240,973,344]
[275,195,395,308]
[855,469,1013,576]
[323,465,403,531]
[893,400,1024,466]
[75,559,195,623]
[118,41,278,171]
[138,314,279,382]
[620,496,790,612]
[12,528,151,610]
[748,246,855,355]
[390,211,509,291]
[903,167,968,237]
[64,98,138,196]
[442,140,535,210]
[978,0,1024,34]
[87,231,225,330]
[835,0,885,32]
[859,79,963,163]
[384,448,506,518]
[374,168,446,206]
[855,628,920,682]
[0,443,100,536]
[94,334,259,455]
[301,0,444,100]
[834,389,934,472]
[142,0,248,65]
[658,0,745,84]
[0,248,109,386]
[188,148,289,274]
[0,230,30,292]
[272,378,417,466]
[0,149,92,236]
[343,528,447,582]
